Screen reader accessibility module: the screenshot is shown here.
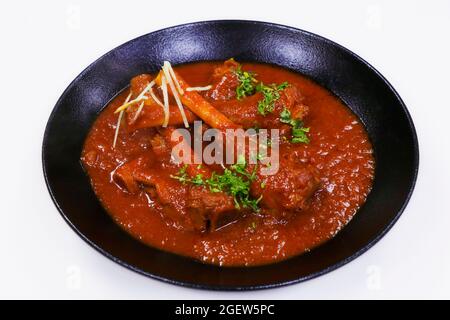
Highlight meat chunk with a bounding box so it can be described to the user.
[204,60,309,129]
[186,186,239,231]
[251,155,320,217]
[112,67,317,231]
[113,154,154,193]
[112,140,240,232]
[278,86,309,120]
[206,59,240,101]
[113,154,195,229]
[130,74,152,95]
[161,127,240,231]
[154,69,240,131]
[214,83,309,130]
[126,74,198,131]
[125,99,198,131]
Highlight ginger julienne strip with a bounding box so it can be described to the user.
[155,69,240,131]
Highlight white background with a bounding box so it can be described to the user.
[1,0,449,299]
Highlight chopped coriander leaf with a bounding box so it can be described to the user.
[280,107,292,123]
[170,162,262,212]
[292,126,310,144]
[230,159,258,182]
[277,81,289,90]
[191,174,205,186]
[206,165,260,211]
[279,108,310,144]
[234,63,289,116]
[256,82,290,115]
[235,67,257,100]
[179,164,188,174]
[290,118,303,129]
[169,165,189,183]
[170,166,206,185]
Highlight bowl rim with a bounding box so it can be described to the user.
[42,19,419,291]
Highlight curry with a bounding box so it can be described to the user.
[81,60,374,266]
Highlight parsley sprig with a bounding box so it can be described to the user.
[280,108,310,144]
[170,159,262,212]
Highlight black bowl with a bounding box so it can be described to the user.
[42,20,419,290]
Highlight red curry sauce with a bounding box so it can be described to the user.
[81,62,375,266]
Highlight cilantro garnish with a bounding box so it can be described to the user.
[255,82,289,116]
[234,64,289,116]
[170,161,262,212]
[170,165,205,186]
[235,67,257,100]
[280,108,310,144]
